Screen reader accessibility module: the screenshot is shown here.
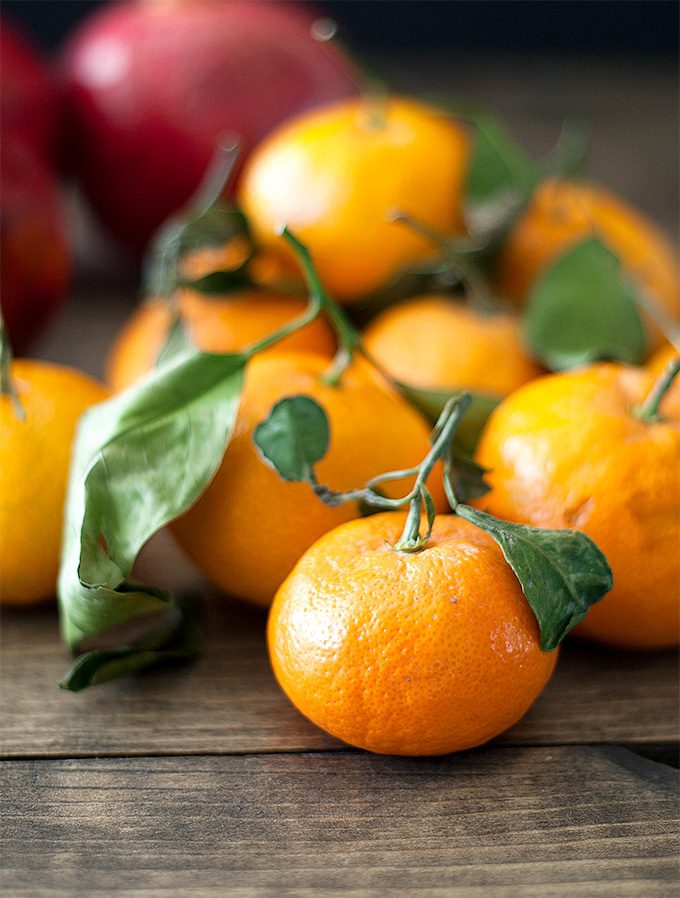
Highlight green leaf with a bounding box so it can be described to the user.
[179,269,248,296]
[58,348,246,666]
[465,117,537,235]
[60,593,203,692]
[522,237,646,370]
[155,312,194,369]
[447,447,491,503]
[144,203,252,297]
[456,505,613,651]
[253,395,329,482]
[396,381,500,455]
[541,121,590,181]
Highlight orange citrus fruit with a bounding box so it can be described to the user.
[363,295,542,396]
[475,363,680,649]
[496,178,680,352]
[171,351,447,607]
[106,289,336,391]
[0,360,108,605]
[268,512,557,755]
[238,96,470,303]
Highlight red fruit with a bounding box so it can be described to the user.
[0,136,70,352]
[60,0,357,251]
[0,20,59,160]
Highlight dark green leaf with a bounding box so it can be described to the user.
[522,237,646,370]
[58,349,246,662]
[179,269,248,296]
[447,447,491,503]
[456,505,613,651]
[396,381,500,454]
[253,396,329,482]
[465,117,537,235]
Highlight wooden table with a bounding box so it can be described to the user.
[2,53,679,898]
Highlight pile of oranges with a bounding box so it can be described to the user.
[2,93,678,758]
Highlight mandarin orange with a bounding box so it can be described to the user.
[475,363,680,649]
[239,96,470,303]
[268,512,557,755]
[363,295,541,396]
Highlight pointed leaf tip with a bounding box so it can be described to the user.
[457,505,613,650]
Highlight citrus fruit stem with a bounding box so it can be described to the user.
[388,209,494,311]
[279,227,361,385]
[189,136,241,217]
[0,316,24,421]
[393,393,471,552]
[634,356,680,422]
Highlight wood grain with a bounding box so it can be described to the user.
[1,588,677,759]
[1,747,677,898]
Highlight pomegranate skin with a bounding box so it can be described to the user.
[60,0,357,251]
[0,135,70,353]
[0,20,59,160]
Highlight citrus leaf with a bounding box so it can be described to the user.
[58,349,246,673]
[60,593,203,692]
[456,505,613,651]
[179,269,248,295]
[395,380,500,454]
[522,237,646,370]
[447,447,491,503]
[465,117,537,235]
[155,312,194,368]
[253,395,329,482]
[144,203,252,297]
[541,121,590,180]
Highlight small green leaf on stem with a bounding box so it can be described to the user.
[523,237,646,370]
[456,505,613,650]
[253,395,330,482]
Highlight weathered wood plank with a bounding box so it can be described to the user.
[1,575,677,758]
[1,747,677,898]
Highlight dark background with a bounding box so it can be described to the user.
[3,0,679,57]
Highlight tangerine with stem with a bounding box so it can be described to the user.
[239,96,470,303]
[475,362,680,649]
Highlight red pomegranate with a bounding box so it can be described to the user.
[1,135,71,352]
[0,20,59,161]
[60,0,357,251]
